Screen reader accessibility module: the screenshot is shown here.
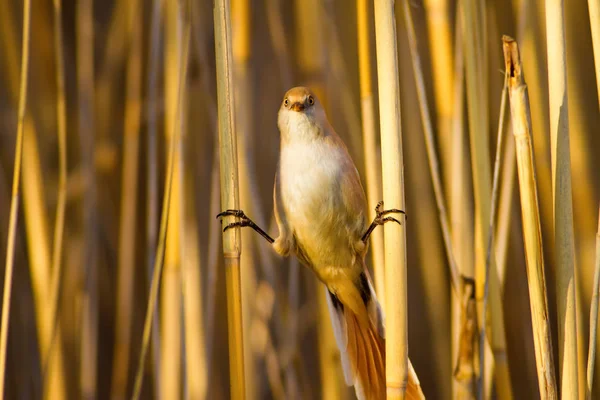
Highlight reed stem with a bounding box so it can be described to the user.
[373,0,409,397]
[111,0,142,396]
[356,0,385,301]
[214,0,246,397]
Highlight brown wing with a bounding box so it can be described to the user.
[272,168,294,256]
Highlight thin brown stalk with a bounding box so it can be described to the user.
[587,208,600,399]
[0,0,31,396]
[111,0,142,397]
[503,35,558,399]
[45,0,68,375]
[146,0,163,394]
[545,0,580,396]
[356,0,385,301]
[214,0,246,398]
[131,4,190,398]
[77,0,99,396]
[373,0,409,396]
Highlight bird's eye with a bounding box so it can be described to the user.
[284,98,290,107]
[308,96,315,106]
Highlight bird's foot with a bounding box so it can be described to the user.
[373,200,406,226]
[216,209,275,243]
[361,201,406,243]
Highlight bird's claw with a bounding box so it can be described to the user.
[374,201,406,223]
[216,209,246,219]
[217,209,251,232]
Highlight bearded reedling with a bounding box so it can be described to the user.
[218,87,425,400]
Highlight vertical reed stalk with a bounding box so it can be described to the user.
[0,0,31,397]
[423,0,454,196]
[587,209,600,399]
[588,0,600,105]
[131,4,190,398]
[356,0,385,301]
[161,0,184,397]
[77,0,99,396]
[111,0,142,397]
[146,0,163,394]
[504,36,558,399]
[545,0,580,397]
[42,0,70,398]
[373,0,408,397]
[214,0,246,399]
[182,167,207,399]
[46,0,68,380]
[231,0,258,397]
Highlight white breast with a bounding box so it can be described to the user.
[279,141,344,220]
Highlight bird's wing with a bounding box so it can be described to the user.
[272,168,294,256]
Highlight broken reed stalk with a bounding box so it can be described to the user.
[545,0,580,396]
[131,4,190,399]
[356,0,385,302]
[0,0,31,397]
[588,0,600,105]
[588,208,600,399]
[214,0,246,398]
[373,0,409,397]
[111,0,142,397]
[402,0,461,295]
[503,35,558,399]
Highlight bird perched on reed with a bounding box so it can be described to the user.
[218,86,424,400]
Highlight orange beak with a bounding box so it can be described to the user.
[290,102,305,112]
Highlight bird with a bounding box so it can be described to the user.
[218,86,424,400]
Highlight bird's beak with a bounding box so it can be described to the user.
[290,102,305,112]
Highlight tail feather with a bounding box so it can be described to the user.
[325,282,425,400]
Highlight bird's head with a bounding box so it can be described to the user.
[277,86,327,141]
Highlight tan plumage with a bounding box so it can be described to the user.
[273,87,425,400]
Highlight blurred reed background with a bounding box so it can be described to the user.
[0,0,599,399]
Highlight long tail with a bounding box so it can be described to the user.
[326,277,425,400]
